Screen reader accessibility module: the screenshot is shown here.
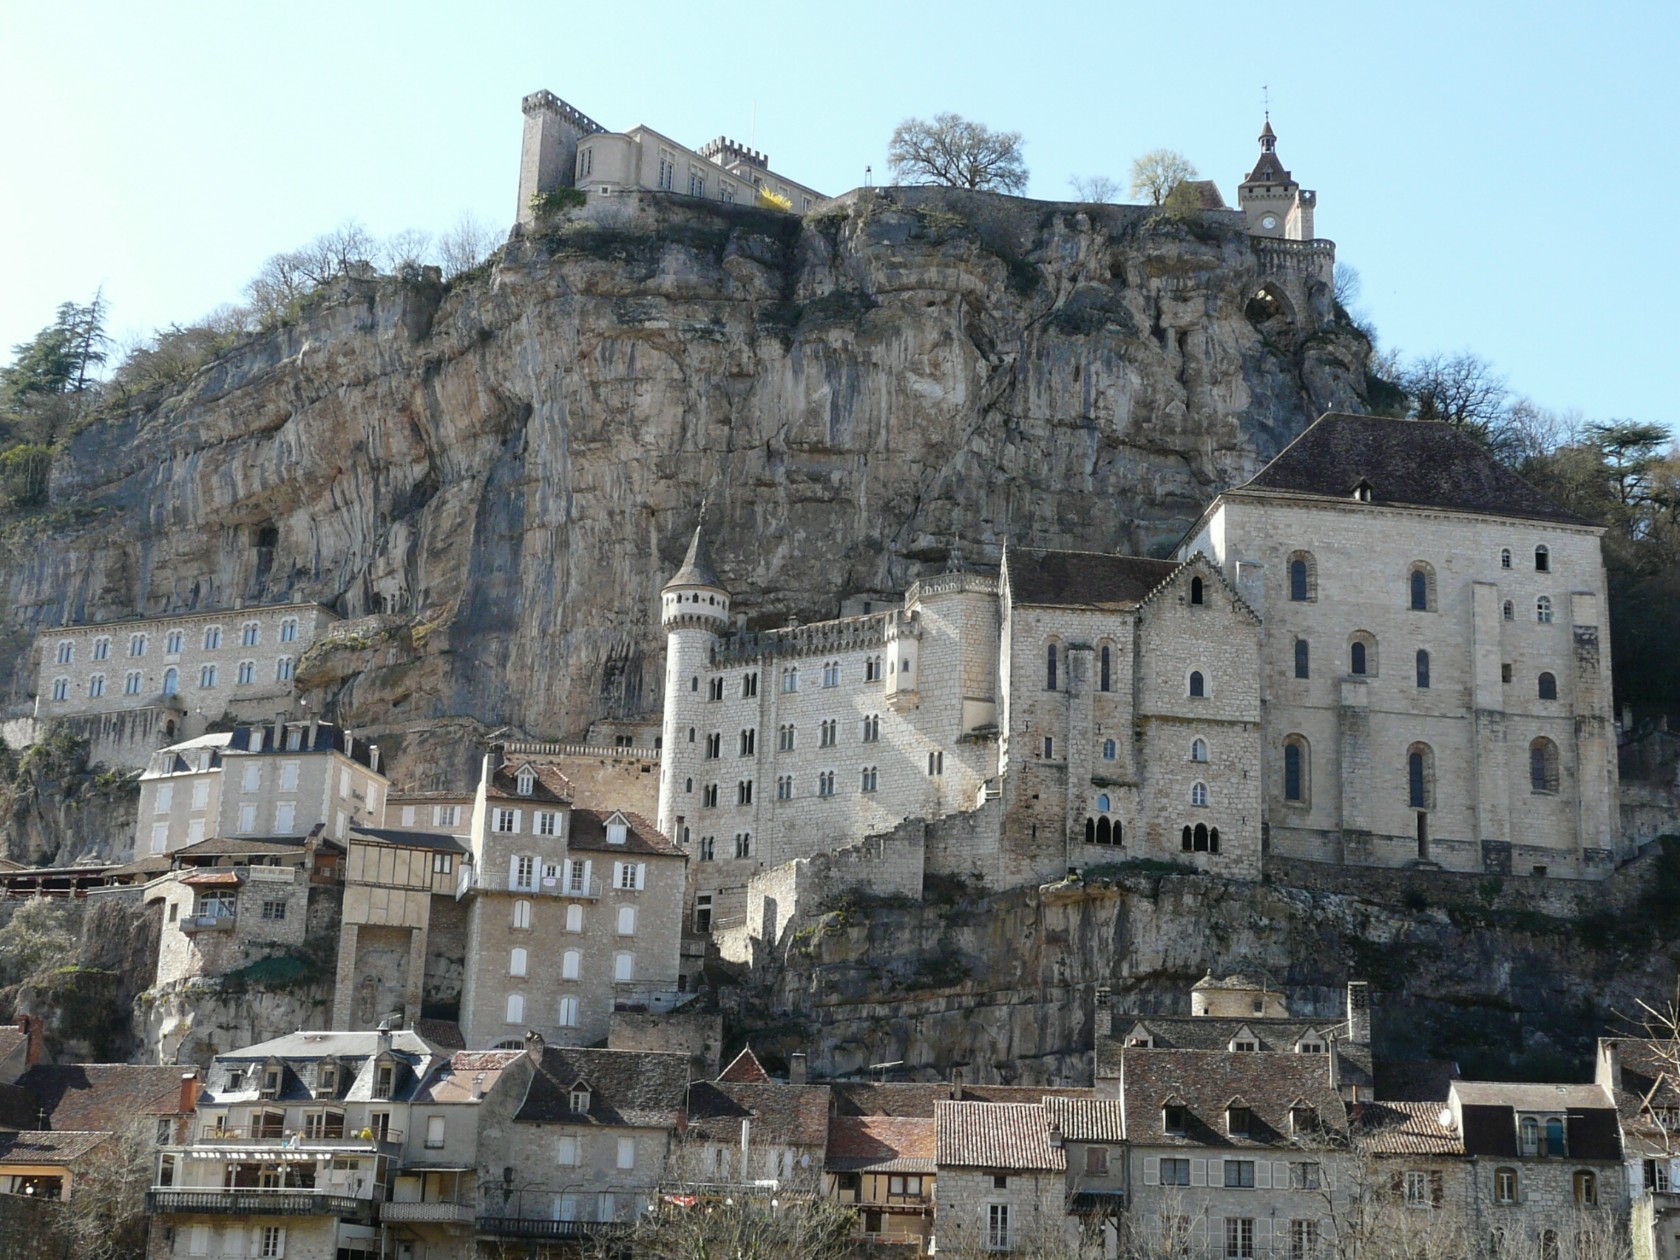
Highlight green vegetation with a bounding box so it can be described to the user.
[528,185,587,218]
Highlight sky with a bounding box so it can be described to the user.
[2,0,1675,430]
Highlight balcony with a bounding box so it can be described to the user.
[476,1216,634,1240]
[180,914,237,934]
[457,871,600,901]
[190,1126,402,1155]
[148,1188,376,1218]
[382,1200,476,1225]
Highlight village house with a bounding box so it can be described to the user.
[1598,1036,1680,1260]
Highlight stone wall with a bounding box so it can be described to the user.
[609,1007,723,1076]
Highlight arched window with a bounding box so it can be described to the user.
[1192,823,1210,852]
[506,993,524,1023]
[1188,671,1206,698]
[1519,1117,1539,1154]
[1288,551,1315,602]
[162,668,178,696]
[1097,794,1111,812]
[1416,649,1430,689]
[1096,817,1112,845]
[1535,545,1550,573]
[1191,782,1209,807]
[1502,600,1514,622]
[1294,639,1309,679]
[1190,738,1208,763]
[1099,645,1111,692]
[1209,827,1219,853]
[1408,743,1434,810]
[562,950,581,980]
[1351,642,1367,675]
[510,948,528,977]
[1530,737,1559,793]
[1102,738,1116,760]
[1182,825,1193,852]
[1545,1118,1565,1157]
[1085,817,1095,844]
[1190,576,1204,605]
[1046,643,1058,691]
[1538,672,1557,700]
[1536,596,1553,624]
[1409,564,1434,612]
[1500,547,1512,570]
[565,904,583,932]
[1350,632,1377,677]
[1284,736,1309,804]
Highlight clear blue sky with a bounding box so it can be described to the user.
[3,0,1674,430]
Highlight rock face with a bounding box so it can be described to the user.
[1,189,1369,805]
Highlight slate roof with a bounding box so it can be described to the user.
[487,762,574,805]
[1003,548,1179,611]
[718,1047,772,1085]
[666,527,721,589]
[935,1101,1066,1172]
[1234,413,1586,525]
[201,1030,441,1106]
[12,1064,192,1132]
[515,1046,690,1129]
[1357,1101,1463,1156]
[1608,1039,1679,1144]
[1044,1096,1127,1143]
[1115,1048,1347,1150]
[1101,1016,1371,1091]
[0,1024,27,1068]
[347,826,466,854]
[0,1130,111,1165]
[827,1116,937,1173]
[568,809,683,858]
[0,1084,40,1129]
[687,1082,831,1149]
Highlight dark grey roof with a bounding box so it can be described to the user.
[516,1046,690,1129]
[665,527,721,589]
[347,826,466,854]
[1449,1081,1622,1161]
[10,1065,193,1132]
[1236,413,1587,525]
[568,809,684,858]
[201,1030,441,1106]
[1003,548,1178,610]
[1102,1015,1371,1091]
[686,1081,831,1148]
[1114,1048,1348,1150]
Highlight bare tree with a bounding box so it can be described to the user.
[1403,351,1509,431]
[61,1121,156,1260]
[1129,149,1198,206]
[439,211,500,279]
[1069,175,1121,204]
[888,113,1029,193]
[378,227,434,275]
[1333,262,1362,310]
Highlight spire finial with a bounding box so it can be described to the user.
[1262,84,1270,122]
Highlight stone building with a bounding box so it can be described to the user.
[1597,1037,1680,1260]
[1181,412,1622,878]
[516,89,825,227]
[457,756,686,1051]
[826,1114,937,1251]
[1238,118,1317,242]
[932,1100,1068,1255]
[33,602,336,769]
[683,1077,831,1189]
[133,719,388,861]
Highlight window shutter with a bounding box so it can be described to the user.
[251,1229,262,1257]
[1630,1161,1643,1192]
[1274,1161,1289,1188]
[1255,1160,1271,1189]
[612,861,624,888]
[1255,1219,1271,1249]
[1143,1157,1159,1185]
[1430,1170,1444,1207]
[509,855,519,885]
[1191,1158,1207,1187]
[274,1228,286,1259]
[1192,1216,1208,1245]
[583,860,592,889]
[635,863,646,890]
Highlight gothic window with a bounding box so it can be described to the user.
[1095,817,1112,845]
[1190,576,1205,605]
[738,729,755,756]
[162,668,178,696]
[237,660,256,685]
[1191,782,1209,808]
[1536,596,1554,624]
[1188,670,1206,698]
[1287,551,1316,602]
[1284,736,1308,804]
[818,771,835,798]
[702,784,718,807]
[1190,738,1208,763]
[1530,737,1559,793]
[56,640,73,665]
[1097,793,1111,812]
[820,719,837,747]
[1350,632,1377,677]
[88,674,105,699]
[860,766,878,793]
[199,664,217,688]
[777,724,794,751]
[1100,644,1111,692]
[1407,743,1435,810]
[735,833,751,859]
[1409,563,1435,612]
[1416,650,1430,689]
[1046,643,1059,691]
[130,632,148,656]
[705,732,721,759]
[742,672,758,698]
[1538,672,1557,700]
[1535,545,1550,573]
[1500,548,1512,570]
[927,751,943,775]
[203,626,222,650]
[699,836,715,861]
[1502,600,1515,621]
[776,775,792,800]
[709,676,725,701]
[1295,639,1309,679]
[736,780,753,806]
[862,714,880,742]
[1102,738,1116,760]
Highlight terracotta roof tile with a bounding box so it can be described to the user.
[488,762,574,804]
[1044,1096,1126,1143]
[14,1065,193,1132]
[415,1019,466,1051]
[718,1047,771,1084]
[1357,1101,1463,1155]
[827,1116,936,1172]
[688,1082,831,1148]
[935,1101,1066,1172]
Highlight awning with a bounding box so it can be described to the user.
[182,871,243,887]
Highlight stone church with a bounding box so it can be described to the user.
[658,413,1622,919]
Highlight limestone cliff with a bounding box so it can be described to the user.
[1,189,1368,829]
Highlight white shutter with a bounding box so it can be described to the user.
[1255,1218,1271,1251]
[634,862,646,890]
[189,1226,209,1257]
[1191,1158,1207,1187]
[1670,1158,1680,1189]
[1143,1157,1159,1185]
[509,855,520,886]
[274,1228,286,1259]
[1192,1216,1208,1245]
[1274,1160,1290,1188]
[1256,1159,1271,1189]
[251,1228,263,1257]
[612,861,624,888]
[1630,1161,1643,1192]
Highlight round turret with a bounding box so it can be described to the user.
[661,527,730,631]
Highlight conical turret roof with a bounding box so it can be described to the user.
[665,526,721,589]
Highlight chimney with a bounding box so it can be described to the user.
[307,716,320,749]
[1346,981,1371,1046]
[789,1052,807,1085]
[22,1015,45,1068]
[524,1030,545,1064]
[376,1019,392,1057]
[1349,1083,1363,1125]
[471,1073,486,1101]
[178,1070,200,1118]
[950,1067,965,1101]
[1599,1039,1623,1092]
[368,744,380,775]
[1096,985,1113,1039]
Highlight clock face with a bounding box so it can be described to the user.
[1261,214,1279,230]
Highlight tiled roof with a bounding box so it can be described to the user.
[1374,1059,1461,1103]
[0,1083,39,1129]
[181,870,243,887]
[414,1051,525,1104]
[1044,1097,1126,1143]
[1235,413,1586,525]
[1100,1016,1371,1090]
[718,1047,771,1085]
[687,1082,831,1148]
[488,761,575,805]
[568,809,683,858]
[831,1083,950,1117]
[201,1030,441,1106]
[1357,1102,1463,1155]
[1115,1049,1347,1150]
[170,836,313,858]
[347,827,466,854]
[964,1086,1095,1107]
[0,1130,111,1165]
[1180,179,1228,210]
[827,1116,936,1173]
[415,1019,466,1051]
[1003,548,1178,611]
[13,1065,192,1132]
[935,1102,1066,1172]
[1191,972,1273,992]
[1608,1039,1679,1142]
[516,1046,690,1129]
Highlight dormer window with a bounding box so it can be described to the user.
[374,1062,395,1101]
[1231,1038,1257,1052]
[570,1086,591,1113]
[318,1061,338,1097]
[517,769,534,797]
[1162,1102,1187,1135]
[226,1070,245,1092]
[1296,1038,1326,1055]
[1227,1105,1252,1137]
[1290,1104,1318,1134]
[260,1064,281,1099]
[607,820,627,846]
[1352,479,1374,503]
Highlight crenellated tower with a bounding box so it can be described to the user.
[657,526,730,845]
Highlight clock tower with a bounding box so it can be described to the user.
[1238,118,1317,241]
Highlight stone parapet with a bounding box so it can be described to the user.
[710,610,910,666]
[520,89,605,134]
